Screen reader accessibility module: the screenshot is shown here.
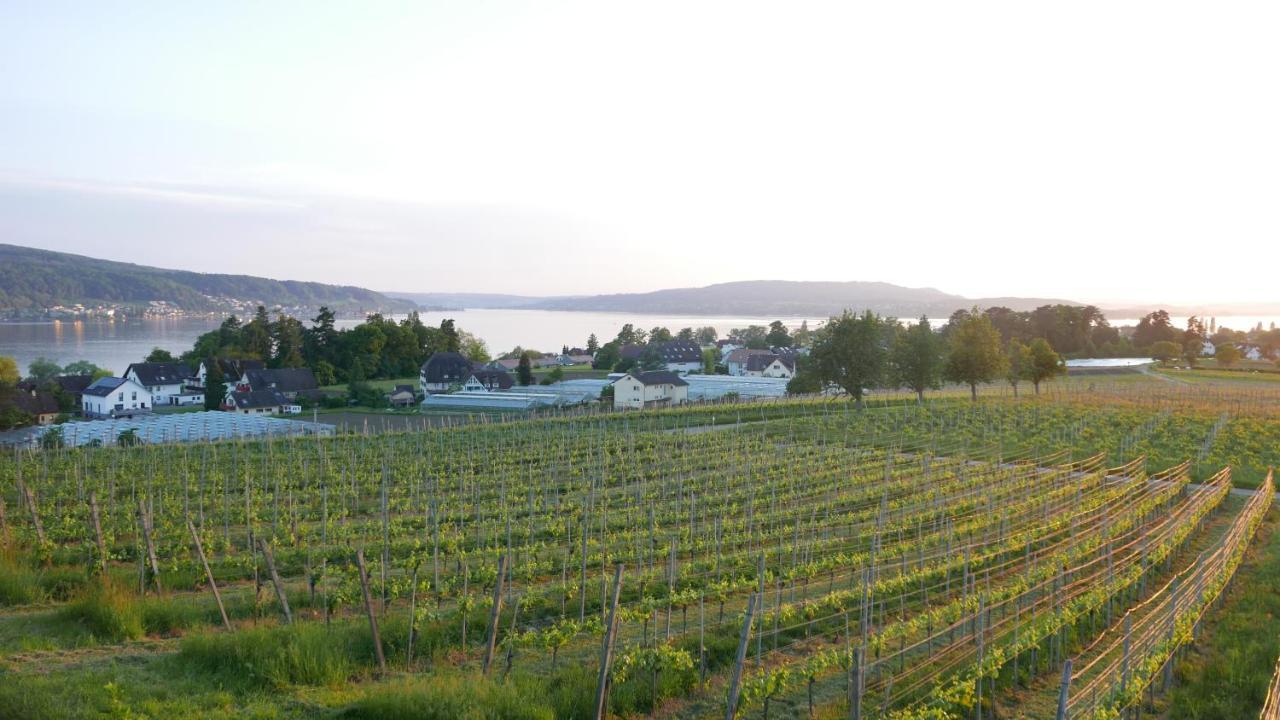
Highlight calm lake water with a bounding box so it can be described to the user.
[3,310,1273,377]
[0,310,825,376]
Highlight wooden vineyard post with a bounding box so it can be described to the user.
[1055,658,1072,720]
[259,539,292,624]
[725,592,759,720]
[188,520,232,631]
[849,645,864,720]
[137,497,162,595]
[594,564,624,720]
[1120,614,1132,696]
[356,549,388,673]
[20,479,46,545]
[482,554,508,676]
[89,493,107,575]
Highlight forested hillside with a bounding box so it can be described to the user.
[0,244,415,315]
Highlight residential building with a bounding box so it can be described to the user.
[123,362,200,406]
[744,353,795,378]
[612,371,689,410]
[464,369,515,392]
[10,388,60,425]
[82,376,152,419]
[236,368,318,399]
[193,358,264,390]
[725,348,774,376]
[420,352,474,394]
[226,389,289,415]
[653,340,703,373]
[53,374,95,411]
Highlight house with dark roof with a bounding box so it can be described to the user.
[226,389,290,415]
[463,368,515,392]
[611,371,689,410]
[82,376,152,419]
[8,387,60,425]
[123,362,201,406]
[236,368,318,399]
[420,352,474,394]
[54,374,95,410]
[744,353,795,378]
[194,358,264,390]
[653,340,703,373]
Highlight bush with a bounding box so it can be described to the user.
[178,622,355,689]
[341,674,554,720]
[37,566,90,602]
[58,579,144,642]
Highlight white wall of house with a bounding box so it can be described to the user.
[612,375,689,410]
[760,359,794,378]
[82,378,151,418]
[124,369,188,406]
[664,361,703,374]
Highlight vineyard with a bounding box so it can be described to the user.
[0,391,1277,719]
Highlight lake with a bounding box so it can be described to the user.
[0,309,825,375]
[3,310,1273,377]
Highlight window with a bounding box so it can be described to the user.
[118,392,123,401]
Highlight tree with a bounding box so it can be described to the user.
[945,310,1008,401]
[891,316,943,402]
[0,356,20,385]
[204,361,226,411]
[27,357,61,384]
[271,315,307,368]
[144,348,174,363]
[1182,316,1207,367]
[766,321,793,348]
[546,367,564,384]
[1133,310,1179,350]
[696,326,719,345]
[586,334,600,355]
[39,426,66,450]
[117,428,142,447]
[459,331,490,364]
[517,353,534,386]
[676,327,695,342]
[786,355,823,394]
[63,360,110,378]
[592,342,621,370]
[242,305,273,359]
[1004,339,1032,397]
[1215,343,1241,367]
[701,348,717,375]
[808,310,894,407]
[729,325,770,350]
[439,319,462,353]
[1026,338,1065,394]
[648,327,673,344]
[1150,340,1182,363]
[791,320,812,348]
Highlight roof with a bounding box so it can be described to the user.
[619,344,645,360]
[125,362,194,386]
[469,369,514,390]
[420,352,473,384]
[626,371,689,387]
[655,340,702,363]
[208,358,264,378]
[489,358,521,371]
[725,348,776,364]
[242,368,318,393]
[55,374,95,395]
[11,390,59,416]
[745,353,794,372]
[393,384,416,393]
[228,389,289,410]
[83,376,129,397]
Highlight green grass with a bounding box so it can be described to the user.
[57,579,144,643]
[341,674,556,720]
[318,376,419,394]
[177,622,359,690]
[1162,508,1280,718]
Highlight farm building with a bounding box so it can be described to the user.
[612,371,689,410]
[387,384,417,407]
[236,368,318,399]
[420,352,474,393]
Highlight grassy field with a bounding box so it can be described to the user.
[2,383,1279,719]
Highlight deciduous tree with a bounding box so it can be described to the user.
[945,310,1008,400]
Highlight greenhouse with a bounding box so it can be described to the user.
[9,411,335,448]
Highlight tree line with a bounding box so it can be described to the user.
[787,310,1065,404]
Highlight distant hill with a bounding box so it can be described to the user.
[392,280,1081,318]
[381,291,557,310]
[0,244,416,316]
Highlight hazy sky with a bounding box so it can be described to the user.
[2,2,1276,303]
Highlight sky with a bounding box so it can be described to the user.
[1,1,1277,304]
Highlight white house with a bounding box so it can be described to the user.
[654,340,704,374]
[193,358,263,390]
[612,371,689,410]
[124,362,202,406]
[225,389,289,415]
[745,354,795,379]
[81,376,153,419]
